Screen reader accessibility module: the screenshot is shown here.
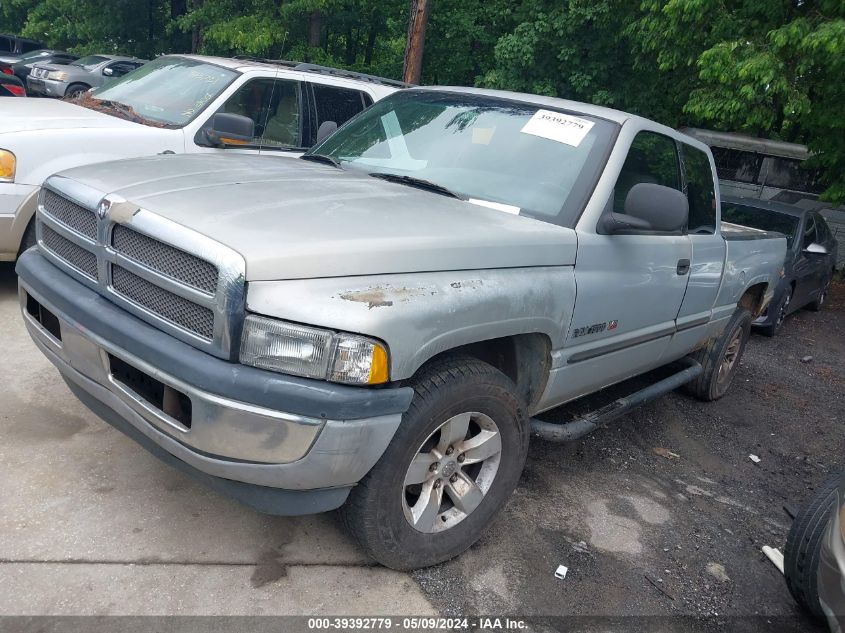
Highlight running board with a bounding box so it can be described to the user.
[530,357,703,443]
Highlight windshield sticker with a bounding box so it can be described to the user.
[468,199,520,215]
[520,110,594,147]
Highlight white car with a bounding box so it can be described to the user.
[0,54,402,261]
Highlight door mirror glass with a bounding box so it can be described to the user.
[601,183,689,234]
[202,112,255,147]
[804,242,828,255]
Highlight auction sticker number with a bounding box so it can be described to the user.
[521,109,594,146]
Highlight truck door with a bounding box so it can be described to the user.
[549,131,692,405]
[669,141,725,354]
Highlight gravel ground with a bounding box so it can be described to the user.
[414,281,844,630]
[2,254,841,630]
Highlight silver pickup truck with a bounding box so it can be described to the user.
[16,87,786,570]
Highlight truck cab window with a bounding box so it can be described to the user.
[216,78,301,148]
[613,131,681,214]
[682,144,717,234]
[311,84,369,140]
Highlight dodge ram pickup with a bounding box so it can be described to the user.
[0,54,400,261]
[16,87,787,570]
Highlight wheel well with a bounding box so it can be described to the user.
[413,334,552,413]
[65,83,90,95]
[739,282,769,318]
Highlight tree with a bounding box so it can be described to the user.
[629,0,845,203]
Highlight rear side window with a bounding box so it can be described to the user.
[0,37,12,54]
[813,213,830,242]
[21,40,41,53]
[682,144,717,234]
[711,147,763,184]
[311,84,368,131]
[613,131,681,214]
[763,157,825,194]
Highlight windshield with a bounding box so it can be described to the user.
[309,90,618,227]
[72,55,109,70]
[722,203,800,248]
[88,56,237,126]
[17,49,52,62]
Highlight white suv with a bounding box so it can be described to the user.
[0,54,402,260]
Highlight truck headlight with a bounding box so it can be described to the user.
[0,150,15,182]
[46,71,68,81]
[239,314,389,385]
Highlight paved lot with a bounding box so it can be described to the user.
[1,259,841,628]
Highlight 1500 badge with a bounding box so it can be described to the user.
[571,320,618,338]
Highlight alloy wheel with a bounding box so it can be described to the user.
[402,411,502,533]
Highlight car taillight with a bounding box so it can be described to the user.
[0,68,13,75]
[2,84,25,96]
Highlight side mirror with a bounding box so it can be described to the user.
[804,242,828,255]
[315,120,338,144]
[102,67,113,77]
[202,113,255,147]
[600,183,689,234]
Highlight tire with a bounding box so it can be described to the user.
[18,218,36,257]
[784,473,842,620]
[808,275,832,312]
[684,307,752,401]
[340,356,529,570]
[65,83,90,99]
[759,286,792,338]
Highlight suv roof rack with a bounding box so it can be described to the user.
[232,55,412,88]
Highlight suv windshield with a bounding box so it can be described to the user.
[722,203,800,248]
[88,56,237,127]
[310,90,617,227]
[72,55,109,70]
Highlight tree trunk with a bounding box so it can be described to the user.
[403,0,430,84]
[308,10,321,47]
[364,14,379,65]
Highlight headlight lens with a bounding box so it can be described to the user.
[46,71,68,81]
[239,315,389,385]
[0,150,15,182]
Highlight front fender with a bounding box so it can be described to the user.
[245,267,576,381]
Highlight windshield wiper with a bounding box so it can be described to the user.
[301,154,342,169]
[368,172,464,199]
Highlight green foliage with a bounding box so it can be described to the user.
[2,0,844,202]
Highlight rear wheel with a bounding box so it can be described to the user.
[784,473,842,620]
[340,356,529,570]
[684,307,752,401]
[808,276,832,312]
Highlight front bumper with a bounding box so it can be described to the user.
[17,250,413,514]
[26,76,66,97]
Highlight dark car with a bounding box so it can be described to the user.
[785,472,845,631]
[0,48,77,83]
[722,196,839,336]
[0,73,26,97]
[0,34,44,62]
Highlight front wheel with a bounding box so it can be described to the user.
[340,356,529,570]
[760,287,792,337]
[684,307,752,401]
[65,83,90,99]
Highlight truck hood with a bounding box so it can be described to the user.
[0,98,140,134]
[54,154,578,281]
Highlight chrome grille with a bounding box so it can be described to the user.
[42,189,97,239]
[41,224,98,280]
[112,225,219,294]
[36,185,244,358]
[111,265,215,340]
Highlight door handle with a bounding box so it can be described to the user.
[677,259,690,276]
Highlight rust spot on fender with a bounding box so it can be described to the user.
[339,285,432,309]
